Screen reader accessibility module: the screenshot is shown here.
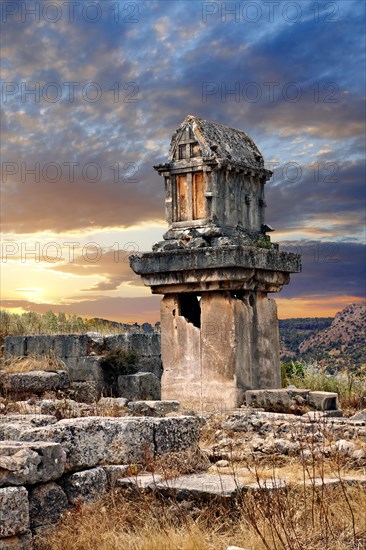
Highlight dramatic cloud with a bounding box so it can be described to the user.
[1,0,364,319]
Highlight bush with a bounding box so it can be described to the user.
[283,361,366,413]
[100,349,139,376]
[281,361,305,386]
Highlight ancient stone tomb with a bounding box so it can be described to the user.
[130,115,301,410]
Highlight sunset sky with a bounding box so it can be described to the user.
[1,0,365,323]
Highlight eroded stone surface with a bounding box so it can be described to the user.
[117,473,164,490]
[155,473,246,499]
[102,465,130,487]
[18,416,201,471]
[61,467,107,504]
[152,416,201,456]
[28,482,68,528]
[0,530,33,549]
[350,409,366,422]
[246,389,339,412]
[128,400,180,416]
[19,417,153,471]
[118,372,160,401]
[0,415,57,441]
[0,441,65,487]
[161,292,281,410]
[0,486,29,537]
[0,371,69,397]
[98,397,128,410]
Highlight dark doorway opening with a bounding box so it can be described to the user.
[179,293,201,328]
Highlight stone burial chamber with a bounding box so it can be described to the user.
[130,115,301,411]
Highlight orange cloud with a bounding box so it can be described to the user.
[276,295,366,319]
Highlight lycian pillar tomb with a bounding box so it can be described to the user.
[130,115,301,411]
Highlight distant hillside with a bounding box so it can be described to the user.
[297,303,366,373]
[279,317,333,361]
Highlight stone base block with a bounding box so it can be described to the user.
[152,416,202,456]
[246,388,310,409]
[118,373,160,401]
[161,291,281,411]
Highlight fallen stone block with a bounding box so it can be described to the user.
[0,371,69,397]
[118,372,160,400]
[308,391,338,411]
[244,479,287,491]
[154,473,246,500]
[304,476,366,488]
[350,409,366,421]
[0,441,65,487]
[0,530,33,549]
[0,486,29,537]
[117,473,164,490]
[302,410,343,421]
[0,415,57,441]
[61,467,107,504]
[246,388,310,409]
[246,388,339,412]
[28,482,68,528]
[128,400,180,416]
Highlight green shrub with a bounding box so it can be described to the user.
[255,235,272,249]
[281,361,305,385]
[283,361,366,412]
[101,349,139,376]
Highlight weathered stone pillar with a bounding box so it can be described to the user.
[130,115,301,411]
[159,290,281,411]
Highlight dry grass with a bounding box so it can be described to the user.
[35,483,366,550]
[0,353,67,373]
[145,448,211,479]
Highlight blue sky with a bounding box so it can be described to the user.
[1,0,365,321]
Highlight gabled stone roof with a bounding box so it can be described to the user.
[169,115,265,169]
